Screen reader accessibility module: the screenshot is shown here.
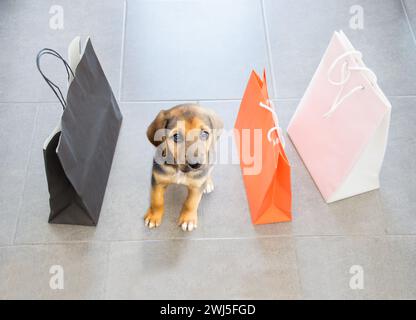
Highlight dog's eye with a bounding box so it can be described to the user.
[172,133,183,143]
[200,130,209,141]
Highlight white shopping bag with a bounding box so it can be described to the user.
[287,31,392,203]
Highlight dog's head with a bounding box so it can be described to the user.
[147,104,223,172]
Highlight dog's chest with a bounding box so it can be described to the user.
[173,171,187,185]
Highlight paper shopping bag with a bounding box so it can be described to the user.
[37,37,123,225]
[234,70,292,224]
[287,31,391,203]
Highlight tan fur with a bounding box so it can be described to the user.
[144,184,165,228]
[144,104,223,231]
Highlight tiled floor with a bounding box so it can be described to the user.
[0,0,415,299]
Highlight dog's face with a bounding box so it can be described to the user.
[147,104,223,172]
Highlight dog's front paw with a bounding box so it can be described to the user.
[203,177,214,194]
[144,208,163,229]
[178,212,198,232]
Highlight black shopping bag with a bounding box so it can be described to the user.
[36,39,123,226]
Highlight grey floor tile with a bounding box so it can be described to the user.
[378,97,416,235]
[0,0,125,103]
[122,0,272,101]
[106,237,301,299]
[0,243,109,299]
[0,104,37,245]
[296,236,416,299]
[264,0,416,98]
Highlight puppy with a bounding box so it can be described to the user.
[145,103,223,231]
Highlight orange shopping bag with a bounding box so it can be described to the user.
[234,70,292,224]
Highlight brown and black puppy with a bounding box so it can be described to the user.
[145,103,223,231]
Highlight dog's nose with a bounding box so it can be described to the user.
[188,162,202,170]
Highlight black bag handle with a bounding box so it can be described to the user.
[36,48,75,110]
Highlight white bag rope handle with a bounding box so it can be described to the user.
[324,50,377,118]
[259,100,286,148]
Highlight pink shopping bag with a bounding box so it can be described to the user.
[287,31,391,203]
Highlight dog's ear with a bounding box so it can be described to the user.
[206,109,223,141]
[147,110,168,147]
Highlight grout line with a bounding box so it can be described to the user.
[117,0,128,101]
[102,242,112,300]
[292,240,305,299]
[3,233,416,248]
[3,94,416,106]
[121,99,201,104]
[386,94,416,98]
[260,0,278,98]
[117,95,416,103]
[196,98,241,102]
[121,98,241,103]
[401,0,416,46]
[11,106,40,245]
[0,101,58,105]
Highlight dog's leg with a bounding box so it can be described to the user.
[144,184,166,229]
[203,176,214,194]
[178,186,202,231]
